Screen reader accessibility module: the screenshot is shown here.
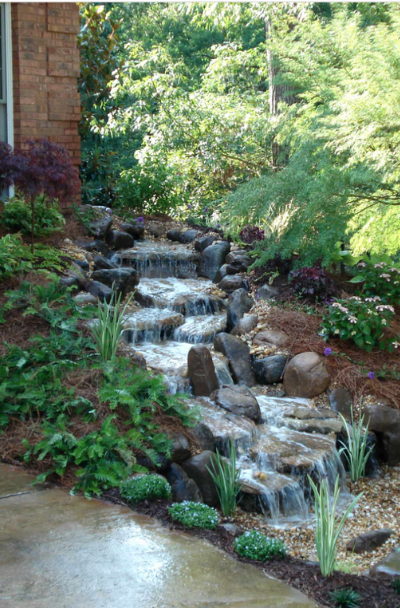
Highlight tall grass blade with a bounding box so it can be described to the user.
[207,440,241,517]
[91,287,133,362]
[338,403,373,482]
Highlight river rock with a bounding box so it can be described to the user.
[225,259,249,274]
[328,387,353,419]
[167,229,183,242]
[231,314,258,336]
[191,423,215,452]
[73,293,98,306]
[188,345,219,397]
[80,240,110,257]
[130,349,147,369]
[283,352,331,398]
[84,280,113,303]
[370,546,400,576]
[60,276,81,290]
[93,254,116,270]
[106,230,134,250]
[180,451,219,507]
[181,229,199,243]
[166,463,203,503]
[253,329,290,348]
[121,223,145,240]
[73,259,90,272]
[147,223,165,238]
[87,214,112,239]
[214,333,255,386]
[211,386,261,422]
[195,235,218,252]
[253,355,288,385]
[226,288,253,332]
[363,402,400,465]
[91,268,139,296]
[347,529,394,554]
[199,241,231,280]
[218,275,247,294]
[213,264,229,283]
[226,251,250,265]
[171,434,191,463]
[257,284,279,301]
[219,523,243,537]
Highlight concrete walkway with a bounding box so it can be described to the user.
[0,464,315,608]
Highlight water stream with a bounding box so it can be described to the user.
[118,239,347,525]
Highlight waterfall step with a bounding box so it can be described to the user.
[122,308,184,344]
[111,240,200,278]
[173,312,227,343]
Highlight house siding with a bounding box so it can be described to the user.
[11,2,81,203]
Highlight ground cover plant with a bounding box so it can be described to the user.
[120,475,172,503]
[234,530,286,562]
[168,502,220,530]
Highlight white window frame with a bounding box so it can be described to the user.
[0,2,13,148]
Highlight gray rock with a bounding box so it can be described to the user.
[180,451,219,507]
[90,268,139,296]
[225,251,250,265]
[253,355,289,385]
[328,387,353,419]
[214,333,255,386]
[60,276,81,290]
[130,350,147,369]
[191,423,215,452]
[225,259,249,274]
[84,280,113,303]
[364,402,400,465]
[226,288,253,332]
[283,352,331,398]
[347,529,394,554]
[370,546,400,576]
[73,259,90,272]
[167,229,183,242]
[171,434,191,463]
[106,230,134,250]
[181,229,199,243]
[73,293,98,306]
[188,345,219,397]
[253,329,290,348]
[219,522,243,537]
[166,463,203,503]
[93,255,116,270]
[87,215,112,239]
[257,284,279,301]
[218,275,247,294]
[147,223,165,238]
[213,264,229,284]
[199,241,231,281]
[231,314,258,336]
[121,223,145,240]
[80,240,110,257]
[195,235,218,252]
[211,385,261,422]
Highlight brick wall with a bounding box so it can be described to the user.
[11,2,81,203]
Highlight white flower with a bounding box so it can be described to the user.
[348,316,358,324]
[350,296,361,301]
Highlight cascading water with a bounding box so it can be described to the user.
[116,236,349,526]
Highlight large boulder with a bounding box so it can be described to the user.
[167,229,183,242]
[226,288,253,332]
[180,451,219,506]
[84,280,113,303]
[231,314,258,336]
[86,212,112,239]
[346,529,394,554]
[90,268,139,296]
[256,284,279,301]
[191,423,215,452]
[80,240,110,257]
[283,352,331,398]
[213,264,229,284]
[253,355,288,385]
[218,275,247,294]
[120,222,145,240]
[214,333,255,386]
[166,463,203,503]
[106,230,134,250]
[363,402,400,465]
[370,546,400,576]
[180,229,199,243]
[328,387,353,420]
[195,235,218,252]
[170,434,191,463]
[225,251,250,265]
[211,386,261,422]
[225,259,249,274]
[199,241,230,281]
[253,329,290,348]
[187,345,219,397]
[93,254,116,271]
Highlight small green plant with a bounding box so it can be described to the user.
[392,577,400,594]
[2,194,65,236]
[169,501,220,529]
[338,404,373,482]
[120,475,172,503]
[207,440,241,517]
[320,296,398,352]
[351,257,400,305]
[0,234,32,280]
[91,290,132,361]
[234,530,286,561]
[308,475,362,577]
[329,588,361,607]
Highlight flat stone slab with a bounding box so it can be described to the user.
[0,467,314,608]
[0,464,44,498]
[173,312,227,343]
[112,240,200,278]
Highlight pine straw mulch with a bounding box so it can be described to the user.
[266,305,400,409]
[100,495,400,608]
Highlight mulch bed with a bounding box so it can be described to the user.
[102,492,400,608]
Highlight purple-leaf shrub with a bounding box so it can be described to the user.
[289,266,335,301]
[239,225,265,244]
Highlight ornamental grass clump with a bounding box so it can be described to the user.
[169,501,220,529]
[338,404,373,482]
[120,475,172,503]
[329,588,361,608]
[91,290,132,361]
[320,296,398,352]
[207,440,241,517]
[234,530,286,562]
[308,475,362,577]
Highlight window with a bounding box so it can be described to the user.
[0,3,13,146]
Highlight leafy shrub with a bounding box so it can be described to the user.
[320,296,398,352]
[289,266,334,301]
[392,577,400,594]
[207,440,241,517]
[329,588,361,608]
[351,258,400,305]
[169,501,220,529]
[0,234,32,280]
[239,225,265,244]
[120,475,172,503]
[2,194,65,236]
[234,530,286,561]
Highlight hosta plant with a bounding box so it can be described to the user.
[234,530,286,561]
[169,501,220,529]
[320,296,398,352]
[120,475,172,503]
